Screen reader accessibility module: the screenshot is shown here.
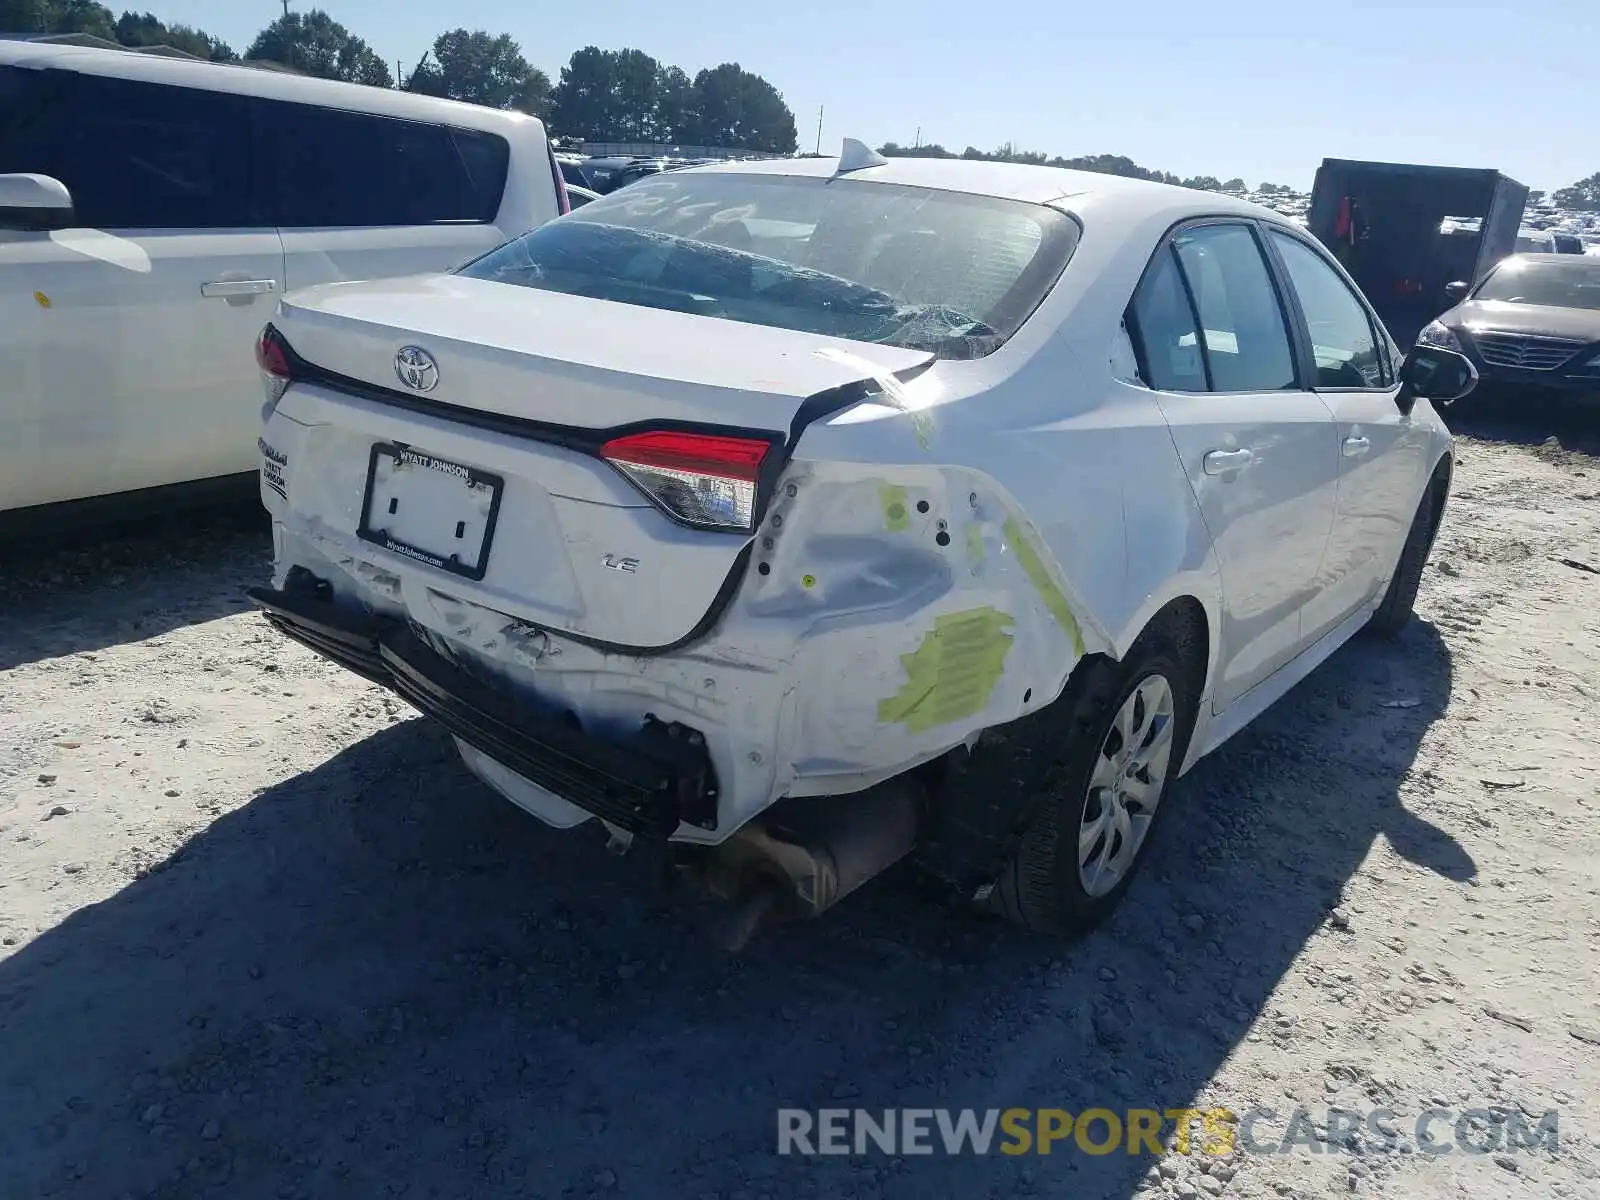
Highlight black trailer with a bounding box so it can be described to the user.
[1309,158,1528,348]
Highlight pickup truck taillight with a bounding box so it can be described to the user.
[548,145,571,216]
[600,431,771,532]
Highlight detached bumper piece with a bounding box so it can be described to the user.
[247,579,718,839]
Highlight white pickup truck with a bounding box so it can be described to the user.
[0,39,564,527]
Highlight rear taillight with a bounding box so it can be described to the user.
[256,324,294,411]
[549,146,571,216]
[600,431,772,532]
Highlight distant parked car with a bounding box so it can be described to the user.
[251,143,1474,935]
[612,159,673,190]
[578,156,638,193]
[1425,253,1600,397]
[564,183,600,208]
[581,155,689,194]
[554,155,591,190]
[0,39,565,525]
[1515,228,1557,254]
[1551,232,1585,255]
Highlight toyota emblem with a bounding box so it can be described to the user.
[394,345,439,393]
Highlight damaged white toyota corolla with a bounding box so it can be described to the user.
[250,141,1477,938]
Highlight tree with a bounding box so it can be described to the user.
[406,29,549,115]
[877,140,1284,190]
[879,142,955,159]
[1552,174,1600,212]
[115,10,236,60]
[653,64,696,143]
[0,1,234,58]
[550,47,673,141]
[551,46,627,140]
[1258,181,1289,195]
[0,0,50,31]
[691,63,797,154]
[246,10,391,87]
[611,49,664,141]
[0,0,116,37]
[551,50,794,151]
[1060,152,1167,181]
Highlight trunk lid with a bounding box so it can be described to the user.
[271,274,935,651]
[275,273,934,432]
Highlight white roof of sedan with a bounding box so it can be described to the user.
[691,145,1279,223]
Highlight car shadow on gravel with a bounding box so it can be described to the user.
[1445,390,1600,459]
[0,505,268,671]
[0,622,1467,1200]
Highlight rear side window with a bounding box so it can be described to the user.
[0,65,42,164]
[0,65,40,150]
[1128,247,1207,392]
[261,101,509,228]
[1171,224,1297,392]
[0,69,255,229]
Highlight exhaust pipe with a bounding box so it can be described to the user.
[697,779,922,945]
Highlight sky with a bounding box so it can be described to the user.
[155,0,1596,193]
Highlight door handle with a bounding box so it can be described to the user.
[1341,435,1371,458]
[1202,448,1255,475]
[200,279,278,299]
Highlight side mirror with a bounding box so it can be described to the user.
[1396,344,1477,414]
[1443,281,1469,302]
[0,173,75,232]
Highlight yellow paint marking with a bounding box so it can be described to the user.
[877,607,1014,733]
[880,485,910,532]
[1004,517,1086,657]
[33,291,51,309]
[966,522,986,568]
[908,411,933,452]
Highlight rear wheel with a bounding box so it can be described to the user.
[993,620,1201,934]
[1367,477,1445,639]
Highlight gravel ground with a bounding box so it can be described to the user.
[1,427,1597,1200]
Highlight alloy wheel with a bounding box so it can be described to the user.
[1077,672,1176,898]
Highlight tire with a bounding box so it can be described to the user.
[993,617,1202,935]
[1366,478,1445,640]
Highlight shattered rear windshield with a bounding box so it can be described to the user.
[457,171,1080,359]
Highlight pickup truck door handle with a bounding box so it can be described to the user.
[1341,435,1371,458]
[1202,448,1255,475]
[200,279,278,299]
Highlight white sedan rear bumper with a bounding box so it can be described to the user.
[257,400,1099,845]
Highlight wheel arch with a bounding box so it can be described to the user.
[1065,588,1217,771]
[1106,572,1223,716]
[1118,592,1212,722]
[1416,447,1454,557]
[1429,448,1454,507]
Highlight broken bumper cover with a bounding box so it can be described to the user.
[248,582,718,840]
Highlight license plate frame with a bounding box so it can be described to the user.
[357,442,505,582]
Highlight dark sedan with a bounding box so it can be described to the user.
[1419,254,1600,396]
